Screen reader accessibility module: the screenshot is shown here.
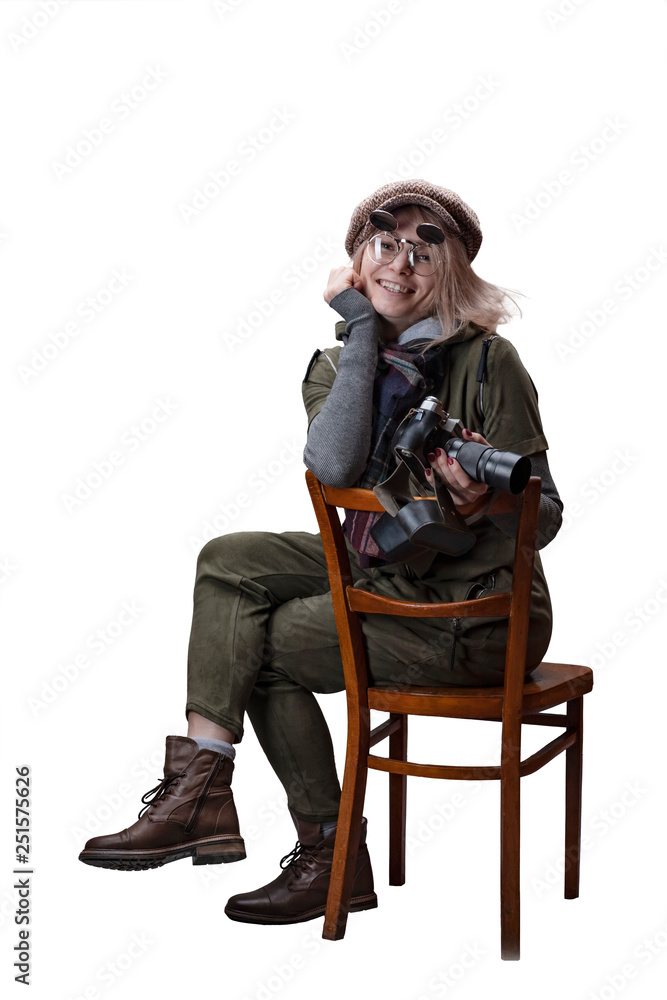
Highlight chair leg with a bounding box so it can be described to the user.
[322,708,370,941]
[564,697,584,899]
[500,732,521,961]
[388,713,407,886]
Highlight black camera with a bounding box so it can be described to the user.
[393,396,531,496]
[370,397,531,560]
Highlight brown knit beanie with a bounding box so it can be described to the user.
[344,179,482,262]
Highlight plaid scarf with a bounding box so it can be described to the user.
[343,325,447,566]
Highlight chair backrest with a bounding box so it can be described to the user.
[306,471,542,725]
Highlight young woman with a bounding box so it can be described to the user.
[79,180,562,926]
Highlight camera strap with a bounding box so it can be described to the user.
[476,334,497,416]
[371,434,479,567]
[373,458,479,535]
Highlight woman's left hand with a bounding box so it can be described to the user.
[425,428,491,508]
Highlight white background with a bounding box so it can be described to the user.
[1,0,666,997]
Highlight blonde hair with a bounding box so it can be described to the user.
[350,203,523,347]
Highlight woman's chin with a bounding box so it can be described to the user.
[376,303,425,328]
[373,293,418,318]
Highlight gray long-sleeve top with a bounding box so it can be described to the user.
[304,287,563,551]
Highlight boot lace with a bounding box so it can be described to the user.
[137,774,184,819]
[279,840,320,880]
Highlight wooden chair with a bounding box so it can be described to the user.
[305,470,593,960]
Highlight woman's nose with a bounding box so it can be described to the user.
[387,245,412,273]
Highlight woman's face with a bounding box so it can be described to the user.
[357,207,439,340]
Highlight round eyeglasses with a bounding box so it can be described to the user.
[365,209,445,276]
[366,234,442,276]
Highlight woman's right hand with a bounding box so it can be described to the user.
[323,266,366,304]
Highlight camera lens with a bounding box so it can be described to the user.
[445,440,531,494]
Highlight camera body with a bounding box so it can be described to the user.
[393,396,531,496]
[370,396,531,560]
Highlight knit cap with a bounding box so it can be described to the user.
[345,179,482,262]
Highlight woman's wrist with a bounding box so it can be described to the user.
[329,286,375,321]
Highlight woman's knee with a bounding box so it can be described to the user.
[196,531,270,575]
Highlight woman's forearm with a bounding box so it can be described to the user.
[303,288,380,487]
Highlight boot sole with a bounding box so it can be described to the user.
[224,892,378,924]
[79,835,246,871]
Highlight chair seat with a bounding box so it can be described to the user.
[368,661,593,720]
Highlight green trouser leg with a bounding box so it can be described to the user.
[185,530,344,821]
[185,529,523,822]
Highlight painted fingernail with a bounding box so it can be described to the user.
[447,457,454,466]
[426,452,436,462]
[425,468,431,477]
[463,428,472,436]
[435,448,442,457]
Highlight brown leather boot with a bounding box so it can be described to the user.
[224,816,377,924]
[78,736,245,870]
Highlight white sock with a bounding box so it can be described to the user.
[192,736,235,761]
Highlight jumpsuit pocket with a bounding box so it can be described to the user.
[450,574,509,665]
[463,574,496,602]
[393,573,513,684]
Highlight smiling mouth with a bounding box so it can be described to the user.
[377,279,414,295]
